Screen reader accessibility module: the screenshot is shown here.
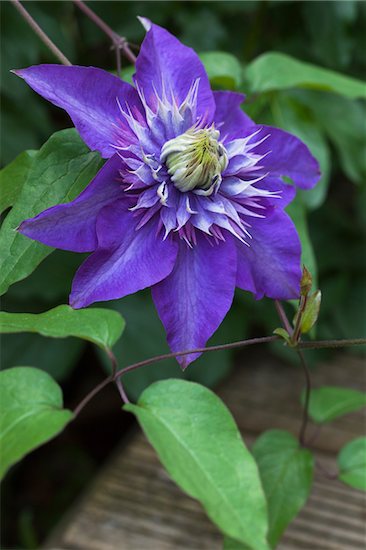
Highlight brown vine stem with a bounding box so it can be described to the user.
[274,300,312,446]
[73,0,137,74]
[275,300,293,335]
[115,335,279,378]
[74,335,279,415]
[73,375,112,417]
[11,0,72,66]
[297,349,311,446]
[106,348,130,404]
[73,335,366,417]
[299,338,366,349]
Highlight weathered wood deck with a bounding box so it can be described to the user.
[46,352,366,549]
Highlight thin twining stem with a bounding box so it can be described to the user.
[73,0,137,73]
[115,335,279,379]
[74,335,278,415]
[274,300,312,446]
[73,335,366,417]
[275,300,293,335]
[11,0,72,66]
[298,338,366,349]
[106,348,130,404]
[73,375,112,417]
[297,349,311,447]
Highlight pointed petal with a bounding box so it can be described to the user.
[134,22,215,122]
[14,65,142,158]
[252,126,321,189]
[213,91,254,141]
[70,201,178,308]
[19,155,123,252]
[255,177,296,209]
[236,210,301,300]
[152,236,237,369]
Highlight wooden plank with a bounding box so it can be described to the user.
[45,353,366,549]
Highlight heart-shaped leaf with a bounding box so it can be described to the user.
[125,379,269,550]
[245,52,366,99]
[0,366,73,479]
[0,305,125,351]
[303,386,366,423]
[0,129,102,295]
[252,430,314,548]
[338,437,366,491]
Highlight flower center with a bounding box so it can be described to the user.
[160,126,228,196]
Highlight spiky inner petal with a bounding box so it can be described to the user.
[111,81,281,247]
[160,126,228,196]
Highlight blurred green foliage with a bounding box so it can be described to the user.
[1,0,365,391]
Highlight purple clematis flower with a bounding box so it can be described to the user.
[16,19,320,368]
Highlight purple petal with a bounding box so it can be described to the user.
[19,155,123,252]
[256,176,297,209]
[14,65,143,158]
[253,126,321,189]
[134,22,215,122]
[214,91,254,141]
[236,210,301,300]
[70,201,178,308]
[152,235,237,369]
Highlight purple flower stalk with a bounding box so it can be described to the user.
[16,19,320,368]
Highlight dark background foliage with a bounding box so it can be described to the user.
[1,1,365,547]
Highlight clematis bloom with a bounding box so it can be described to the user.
[16,19,320,368]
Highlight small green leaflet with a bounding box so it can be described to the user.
[252,430,314,548]
[295,290,321,334]
[0,149,36,214]
[245,52,366,99]
[125,379,269,550]
[304,387,366,424]
[0,129,102,295]
[199,51,242,89]
[0,367,73,480]
[338,437,366,491]
[0,305,125,351]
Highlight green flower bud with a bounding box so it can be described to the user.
[160,126,228,196]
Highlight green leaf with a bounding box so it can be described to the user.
[224,537,250,549]
[338,437,366,491]
[0,129,102,295]
[0,366,73,479]
[294,91,366,184]
[299,290,322,334]
[245,52,366,99]
[199,51,242,89]
[304,387,366,423]
[0,305,125,351]
[286,197,317,286]
[0,149,37,214]
[252,430,314,548]
[125,379,269,550]
[273,328,292,347]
